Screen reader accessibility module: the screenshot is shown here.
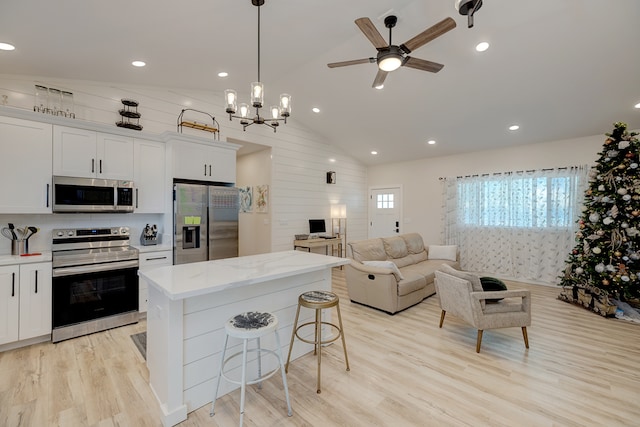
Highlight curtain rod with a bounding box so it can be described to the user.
[438,165,586,181]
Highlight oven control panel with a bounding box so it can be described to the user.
[53,227,130,239]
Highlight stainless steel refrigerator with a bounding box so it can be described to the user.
[174,182,239,265]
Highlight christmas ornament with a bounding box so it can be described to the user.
[593,247,602,254]
[632,210,640,217]
[603,217,614,225]
[630,163,638,169]
[606,264,616,272]
[614,251,622,257]
[608,150,619,157]
[621,275,630,282]
[598,185,605,191]
[575,267,584,274]
[623,195,632,201]
[617,188,628,195]
[589,213,601,222]
[602,279,610,285]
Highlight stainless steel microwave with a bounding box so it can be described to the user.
[52,176,135,213]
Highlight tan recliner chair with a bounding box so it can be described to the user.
[434,266,531,353]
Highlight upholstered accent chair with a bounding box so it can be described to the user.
[434,267,531,353]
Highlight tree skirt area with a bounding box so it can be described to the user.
[131,332,147,359]
[559,286,640,323]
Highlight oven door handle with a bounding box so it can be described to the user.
[52,260,139,277]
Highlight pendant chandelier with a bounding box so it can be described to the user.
[224,0,291,133]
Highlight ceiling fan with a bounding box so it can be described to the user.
[327,15,456,88]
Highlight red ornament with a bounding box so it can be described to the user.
[626,152,634,158]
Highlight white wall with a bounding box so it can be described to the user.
[367,135,605,245]
[237,147,272,256]
[0,74,369,254]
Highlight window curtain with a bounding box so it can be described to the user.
[442,166,590,283]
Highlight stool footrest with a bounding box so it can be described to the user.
[221,348,282,386]
[294,321,343,346]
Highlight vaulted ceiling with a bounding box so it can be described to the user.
[1,0,639,165]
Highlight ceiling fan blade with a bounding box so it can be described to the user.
[355,17,388,49]
[372,69,389,88]
[403,57,444,73]
[400,17,456,53]
[327,58,374,68]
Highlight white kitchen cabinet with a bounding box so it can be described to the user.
[0,265,20,345]
[18,262,52,340]
[173,141,236,183]
[134,139,166,213]
[0,262,51,346]
[53,125,134,180]
[0,116,52,214]
[138,250,172,313]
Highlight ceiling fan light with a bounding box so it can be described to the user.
[378,55,402,72]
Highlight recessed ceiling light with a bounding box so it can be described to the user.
[312,107,320,113]
[0,42,15,51]
[329,158,336,163]
[371,151,378,155]
[374,84,384,90]
[132,60,146,67]
[509,124,520,131]
[217,72,228,77]
[427,140,436,145]
[635,102,640,109]
[475,42,489,52]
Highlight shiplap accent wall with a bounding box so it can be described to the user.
[0,74,368,252]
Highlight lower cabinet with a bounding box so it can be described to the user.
[0,262,52,346]
[138,250,173,313]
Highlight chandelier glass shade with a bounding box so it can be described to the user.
[225,0,291,132]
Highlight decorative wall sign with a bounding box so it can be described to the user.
[239,186,253,213]
[327,171,336,184]
[255,185,269,213]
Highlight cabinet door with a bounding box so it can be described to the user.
[209,145,237,183]
[138,250,173,313]
[53,126,97,178]
[18,262,52,340]
[0,265,19,345]
[0,116,52,214]
[134,139,166,213]
[173,142,211,181]
[98,133,134,180]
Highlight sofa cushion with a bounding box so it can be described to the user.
[428,245,458,261]
[408,251,428,264]
[362,260,404,280]
[392,255,415,268]
[402,233,426,254]
[438,264,485,308]
[397,272,427,296]
[401,259,450,284]
[382,236,408,259]
[350,239,387,263]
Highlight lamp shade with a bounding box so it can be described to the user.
[279,93,291,117]
[251,82,264,108]
[331,204,347,219]
[224,89,237,114]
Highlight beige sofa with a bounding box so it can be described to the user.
[345,233,459,314]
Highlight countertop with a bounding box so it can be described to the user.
[0,251,52,266]
[138,250,349,301]
[131,243,173,253]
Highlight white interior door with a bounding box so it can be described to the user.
[369,186,402,238]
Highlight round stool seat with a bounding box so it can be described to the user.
[299,290,339,309]
[225,311,278,339]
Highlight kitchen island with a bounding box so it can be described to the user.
[138,250,349,427]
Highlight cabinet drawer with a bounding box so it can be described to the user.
[139,250,173,269]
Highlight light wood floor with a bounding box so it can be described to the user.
[1,270,639,427]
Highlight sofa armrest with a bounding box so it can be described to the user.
[347,260,396,276]
[345,262,400,313]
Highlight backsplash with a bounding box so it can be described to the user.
[0,213,165,255]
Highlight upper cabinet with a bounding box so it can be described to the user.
[0,116,52,214]
[134,139,167,213]
[173,141,236,183]
[53,126,134,180]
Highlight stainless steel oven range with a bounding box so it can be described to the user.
[51,226,139,343]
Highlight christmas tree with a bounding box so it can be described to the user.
[559,122,640,316]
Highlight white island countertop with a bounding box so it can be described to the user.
[139,250,349,301]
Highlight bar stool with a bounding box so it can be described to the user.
[285,290,350,393]
[210,311,293,426]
